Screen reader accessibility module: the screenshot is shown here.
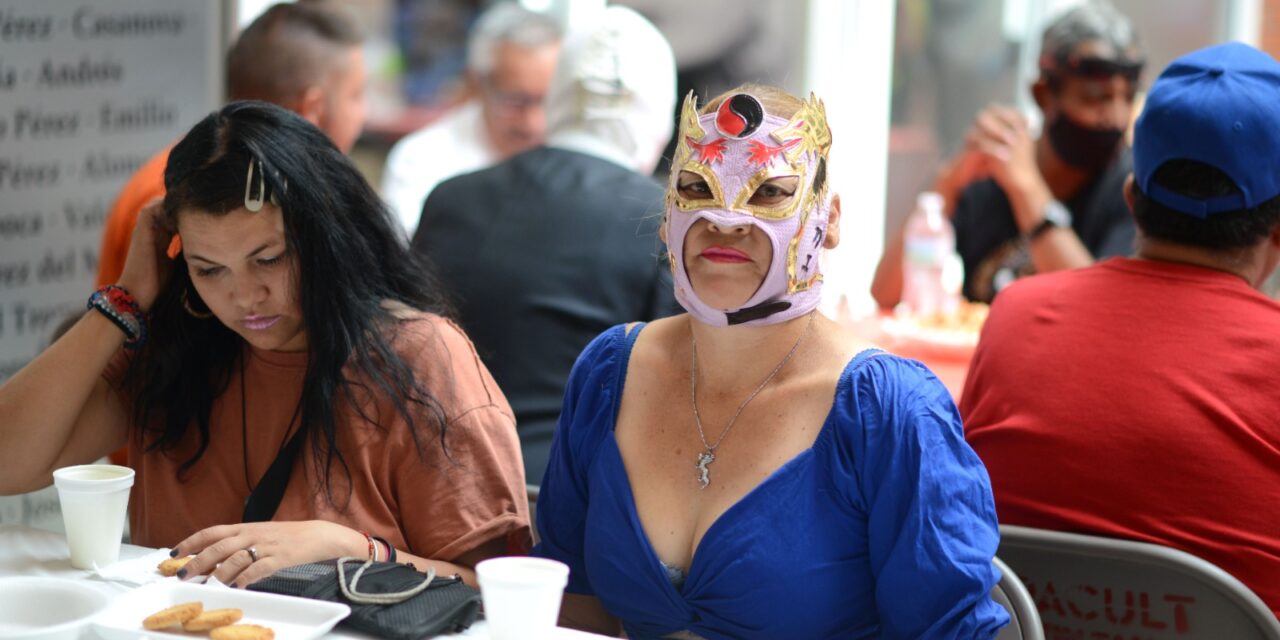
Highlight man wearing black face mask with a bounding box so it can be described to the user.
[872,1,1143,305]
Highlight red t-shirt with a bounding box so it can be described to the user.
[961,257,1280,616]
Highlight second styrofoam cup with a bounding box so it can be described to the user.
[476,557,570,640]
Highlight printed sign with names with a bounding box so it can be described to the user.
[0,0,222,380]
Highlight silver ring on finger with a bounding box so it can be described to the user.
[245,546,258,563]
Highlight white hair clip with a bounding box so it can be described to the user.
[244,158,266,212]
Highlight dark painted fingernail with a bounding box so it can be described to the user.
[169,548,179,557]
[176,568,187,578]
[231,583,241,589]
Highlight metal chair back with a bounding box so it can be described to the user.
[998,524,1280,639]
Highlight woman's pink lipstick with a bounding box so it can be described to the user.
[242,315,281,331]
[700,246,752,263]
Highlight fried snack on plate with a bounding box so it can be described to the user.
[182,607,244,631]
[211,624,276,640]
[157,555,194,577]
[142,601,203,630]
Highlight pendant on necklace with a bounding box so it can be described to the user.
[695,451,716,489]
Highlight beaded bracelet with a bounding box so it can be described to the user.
[87,285,147,349]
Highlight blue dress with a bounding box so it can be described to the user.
[533,325,1010,639]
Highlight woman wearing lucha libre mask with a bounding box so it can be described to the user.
[532,84,1010,639]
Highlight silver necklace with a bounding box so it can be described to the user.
[690,311,815,489]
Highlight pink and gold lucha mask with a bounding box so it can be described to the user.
[665,91,833,326]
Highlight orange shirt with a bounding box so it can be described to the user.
[96,147,170,287]
[115,312,530,560]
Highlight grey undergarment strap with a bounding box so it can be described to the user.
[660,561,686,587]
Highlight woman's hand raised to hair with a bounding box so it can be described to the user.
[115,198,175,312]
[170,520,369,588]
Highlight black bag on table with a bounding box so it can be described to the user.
[248,558,482,639]
[241,413,480,637]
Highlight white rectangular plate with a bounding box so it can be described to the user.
[93,581,350,640]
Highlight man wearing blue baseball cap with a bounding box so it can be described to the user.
[962,42,1280,618]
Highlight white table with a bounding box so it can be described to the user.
[0,525,606,639]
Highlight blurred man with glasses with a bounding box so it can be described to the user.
[382,3,561,236]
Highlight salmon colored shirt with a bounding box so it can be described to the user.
[112,312,530,560]
[96,147,170,287]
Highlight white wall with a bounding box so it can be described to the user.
[804,0,896,318]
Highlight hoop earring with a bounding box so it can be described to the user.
[182,289,214,319]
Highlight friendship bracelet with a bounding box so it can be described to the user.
[87,285,148,349]
[359,530,377,562]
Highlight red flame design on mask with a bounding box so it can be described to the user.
[687,137,728,164]
[747,138,801,166]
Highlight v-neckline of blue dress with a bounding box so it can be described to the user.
[603,322,875,595]
[533,323,1010,638]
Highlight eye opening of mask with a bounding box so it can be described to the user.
[747,175,800,207]
[677,171,712,198]
[674,167,725,209]
[731,163,809,221]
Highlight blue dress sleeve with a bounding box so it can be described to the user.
[531,325,628,595]
[837,355,1010,639]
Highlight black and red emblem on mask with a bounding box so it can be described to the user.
[714,94,764,139]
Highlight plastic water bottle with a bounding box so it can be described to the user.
[902,192,959,318]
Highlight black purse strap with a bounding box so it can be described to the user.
[242,424,307,523]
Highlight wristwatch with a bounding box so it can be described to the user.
[1027,200,1072,241]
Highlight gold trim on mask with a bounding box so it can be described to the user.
[672,91,706,170]
[731,162,807,221]
[786,181,829,293]
[673,159,727,211]
[771,93,832,166]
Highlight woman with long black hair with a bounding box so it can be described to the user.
[0,101,529,587]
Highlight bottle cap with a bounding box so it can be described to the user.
[917,191,945,213]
